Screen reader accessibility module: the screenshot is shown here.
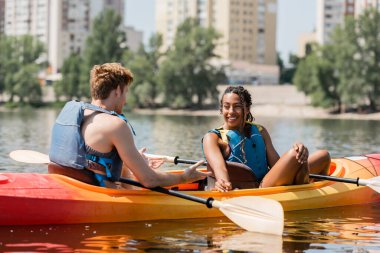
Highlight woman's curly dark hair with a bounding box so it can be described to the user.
[220,85,254,122]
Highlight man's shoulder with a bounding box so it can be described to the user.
[94,112,126,125]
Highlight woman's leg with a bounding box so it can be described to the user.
[308,150,331,175]
[260,148,309,187]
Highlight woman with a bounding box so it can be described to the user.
[202,86,331,192]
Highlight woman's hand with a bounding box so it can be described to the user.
[139,147,164,169]
[182,160,211,183]
[292,142,309,164]
[213,179,232,192]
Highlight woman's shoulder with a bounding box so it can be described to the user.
[246,121,265,132]
[207,125,224,134]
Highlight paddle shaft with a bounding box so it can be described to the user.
[119,177,214,208]
[309,174,359,185]
[170,156,363,186]
[175,157,207,166]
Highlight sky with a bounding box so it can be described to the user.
[125,0,317,62]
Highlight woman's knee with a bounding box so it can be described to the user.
[285,148,297,159]
[282,148,300,165]
[310,149,331,175]
[279,149,304,173]
[318,149,330,160]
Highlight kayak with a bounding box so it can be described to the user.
[0,154,379,226]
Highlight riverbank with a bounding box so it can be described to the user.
[1,85,379,120]
[134,105,380,120]
[134,85,380,120]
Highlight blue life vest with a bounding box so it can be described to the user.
[49,100,135,186]
[209,122,268,181]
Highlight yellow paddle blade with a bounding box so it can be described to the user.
[212,196,284,236]
[9,150,50,164]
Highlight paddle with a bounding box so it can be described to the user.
[10,149,50,164]
[8,149,284,235]
[144,154,380,193]
[308,174,380,193]
[9,150,203,166]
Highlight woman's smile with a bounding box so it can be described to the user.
[222,93,247,130]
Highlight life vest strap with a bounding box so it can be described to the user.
[85,154,113,178]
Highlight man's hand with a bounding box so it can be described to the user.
[139,147,164,169]
[182,160,211,183]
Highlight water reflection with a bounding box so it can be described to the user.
[1,109,380,252]
[1,204,380,252]
[283,203,380,252]
[1,109,379,173]
[258,117,380,157]
[219,232,283,252]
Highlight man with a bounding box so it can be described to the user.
[50,63,209,188]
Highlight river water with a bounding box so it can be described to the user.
[1,108,380,252]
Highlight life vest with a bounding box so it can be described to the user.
[49,100,135,186]
[209,122,268,181]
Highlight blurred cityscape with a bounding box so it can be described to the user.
[0,0,377,85]
[0,0,379,111]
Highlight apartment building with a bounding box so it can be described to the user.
[297,32,317,58]
[355,0,380,16]
[155,0,278,84]
[0,0,5,34]
[316,0,354,45]
[49,0,91,74]
[3,0,126,74]
[316,0,379,45]
[123,26,143,51]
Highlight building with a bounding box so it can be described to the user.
[123,26,143,52]
[49,0,91,74]
[355,0,380,16]
[0,0,5,34]
[316,0,355,45]
[316,0,380,45]
[297,32,317,58]
[3,0,137,75]
[4,0,50,42]
[90,0,124,23]
[155,0,279,84]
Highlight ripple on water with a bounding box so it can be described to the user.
[1,110,380,252]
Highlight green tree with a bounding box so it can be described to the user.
[124,34,163,107]
[278,53,300,84]
[355,8,380,111]
[54,53,83,101]
[0,35,9,97]
[159,18,226,108]
[0,35,45,104]
[13,64,42,104]
[295,10,380,113]
[329,16,362,112]
[294,43,343,110]
[80,8,127,98]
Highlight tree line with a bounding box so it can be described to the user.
[2,8,379,112]
[0,9,226,109]
[293,8,380,113]
[0,35,46,105]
